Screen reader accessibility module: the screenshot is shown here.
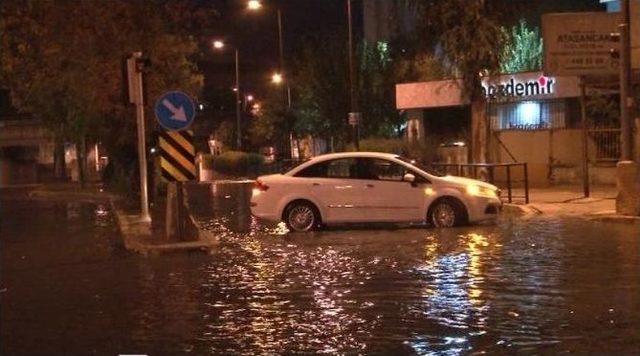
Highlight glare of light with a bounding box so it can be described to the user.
[247,0,262,10]
[212,40,224,49]
[252,103,261,110]
[246,94,254,102]
[452,141,466,146]
[518,101,540,125]
[424,187,435,196]
[198,103,204,110]
[466,184,480,196]
[150,147,157,154]
[271,72,283,84]
[252,188,261,197]
[232,87,238,92]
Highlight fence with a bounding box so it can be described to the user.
[427,162,529,204]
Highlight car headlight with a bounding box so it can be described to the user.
[466,184,498,198]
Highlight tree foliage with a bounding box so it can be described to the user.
[420,0,511,99]
[500,19,543,73]
[0,0,206,185]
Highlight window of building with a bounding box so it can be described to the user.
[489,99,577,130]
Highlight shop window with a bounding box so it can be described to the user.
[490,100,572,130]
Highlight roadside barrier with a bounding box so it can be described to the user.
[428,162,530,204]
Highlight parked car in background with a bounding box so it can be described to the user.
[250,152,502,232]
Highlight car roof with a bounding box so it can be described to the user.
[285,151,402,176]
[309,151,399,160]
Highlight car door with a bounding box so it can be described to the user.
[356,158,428,222]
[293,158,367,223]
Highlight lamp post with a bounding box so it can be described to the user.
[213,40,242,150]
[248,0,294,158]
[347,0,359,151]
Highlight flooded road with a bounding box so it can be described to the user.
[1,185,639,355]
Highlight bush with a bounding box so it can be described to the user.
[212,151,265,177]
[348,138,437,162]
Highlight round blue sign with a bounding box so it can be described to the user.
[154,91,196,131]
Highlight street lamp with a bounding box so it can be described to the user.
[247,0,262,10]
[212,40,242,150]
[347,0,360,150]
[271,72,283,85]
[248,0,295,158]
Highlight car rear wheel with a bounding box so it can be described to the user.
[429,198,466,228]
[285,201,319,232]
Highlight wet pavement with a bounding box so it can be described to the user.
[1,184,639,355]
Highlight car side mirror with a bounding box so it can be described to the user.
[403,173,415,183]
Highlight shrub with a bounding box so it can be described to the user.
[348,138,438,162]
[212,151,265,177]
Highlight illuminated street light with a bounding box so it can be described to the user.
[271,72,283,84]
[212,39,242,150]
[246,94,254,102]
[212,40,224,49]
[247,0,262,10]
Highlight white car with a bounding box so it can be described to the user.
[250,152,502,232]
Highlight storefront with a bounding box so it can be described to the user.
[396,71,617,186]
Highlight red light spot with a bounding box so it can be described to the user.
[538,76,547,86]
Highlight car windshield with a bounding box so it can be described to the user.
[396,156,445,177]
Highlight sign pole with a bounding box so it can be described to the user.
[128,52,151,222]
[579,77,590,198]
[135,62,151,222]
[619,0,632,161]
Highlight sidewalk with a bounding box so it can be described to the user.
[7,182,218,255]
[504,185,640,223]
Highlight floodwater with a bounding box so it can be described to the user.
[1,184,639,355]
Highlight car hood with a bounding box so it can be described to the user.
[435,175,498,190]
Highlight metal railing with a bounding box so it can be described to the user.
[427,162,529,204]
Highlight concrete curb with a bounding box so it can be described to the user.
[502,203,542,218]
[109,199,218,256]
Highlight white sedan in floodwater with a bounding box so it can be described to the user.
[250,152,502,232]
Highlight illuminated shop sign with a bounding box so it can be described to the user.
[481,75,555,99]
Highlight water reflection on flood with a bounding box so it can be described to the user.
[1,184,639,355]
[185,183,639,354]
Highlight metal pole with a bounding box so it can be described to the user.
[278,8,294,158]
[580,78,590,197]
[135,62,150,222]
[347,0,359,150]
[523,163,529,204]
[619,0,632,161]
[235,48,242,150]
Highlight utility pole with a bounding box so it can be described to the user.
[235,48,242,150]
[127,52,151,222]
[347,0,360,150]
[619,0,633,161]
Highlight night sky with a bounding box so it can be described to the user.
[202,0,604,104]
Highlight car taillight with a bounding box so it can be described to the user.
[255,180,269,191]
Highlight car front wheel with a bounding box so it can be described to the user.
[429,198,466,228]
[284,201,319,232]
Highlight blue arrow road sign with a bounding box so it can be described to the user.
[154,91,196,131]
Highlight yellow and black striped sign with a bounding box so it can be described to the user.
[159,130,196,182]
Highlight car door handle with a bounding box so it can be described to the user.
[312,183,321,186]
[366,184,375,188]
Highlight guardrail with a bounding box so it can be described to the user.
[428,162,529,204]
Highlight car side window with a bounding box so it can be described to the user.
[358,158,430,183]
[359,158,405,181]
[295,162,328,178]
[294,158,358,178]
[326,158,357,178]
